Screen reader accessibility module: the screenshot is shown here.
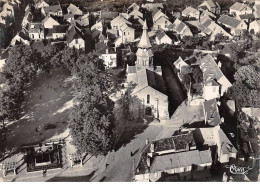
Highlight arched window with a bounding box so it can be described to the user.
[147,94,150,104]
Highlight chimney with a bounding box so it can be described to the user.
[145,138,149,145]
[146,155,151,167]
[150,143,154,153]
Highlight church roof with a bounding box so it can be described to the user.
[138,20,152,48]
[134,69,167,95]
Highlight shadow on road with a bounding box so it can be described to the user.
[47,169,98,182]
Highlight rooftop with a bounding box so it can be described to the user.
[203,98,221,127]
[218,15,242,29]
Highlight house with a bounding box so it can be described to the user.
[229,2,253,18]
[46,25,68,39]
[111,15,132,31]
[67,3,83,16]
[153,16,173,31]
[197,54,232,97]
[173,56,188,72]
[254,0,260,19]
[249,20,260,34]
[218,15,247,36]
[127,2,140,12]
[22,10,33,28]
[35,0,49,9]
[10,33,30,46]
[193,125,237,163]
[141,3,163,11]
[28,22,44,40]
[91,21,103,32]
[66,26,85,49]
[198,0,221,14]
[41,4,63,17]
[134,132,212,181]
[42,15,59,29]
[155,30,172,45]
[153,10,168,23]
[129,9,143,19]
[199,15,232,41]
[75,14,89,27]
[117,23,135,44]
[173,18,193,38]
[99,48,117,69]
[64,13,74,23]
[182,6,200,20]
[203,98,221,127]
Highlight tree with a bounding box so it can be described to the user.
[234,65,260,90]
[227,64,260,109]
[69,53,115,156]
[0,83,24,125]
[3,45,39,86]
[39,43,64,72]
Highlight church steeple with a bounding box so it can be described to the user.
[138,20,152,49]
[136,19,153,67]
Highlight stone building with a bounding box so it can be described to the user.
[126,20,168,120]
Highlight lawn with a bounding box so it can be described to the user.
[3,68,74,151]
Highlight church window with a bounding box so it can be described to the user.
[147,95,150,104]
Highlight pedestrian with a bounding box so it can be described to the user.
[35,128,38,132]
[105,163,109,168]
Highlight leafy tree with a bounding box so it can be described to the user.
[3,45,39,86]
[0,83,24,125]
[69,53,115,156]
[227,64,260,109]
[234,65,260,90]
[39,43,64,72]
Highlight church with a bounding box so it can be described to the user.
[126,20,169,120]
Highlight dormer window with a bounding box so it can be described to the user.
[31,25,35,29]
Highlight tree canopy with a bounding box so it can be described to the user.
[69,53,115,156]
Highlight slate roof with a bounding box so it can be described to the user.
[203,98,221,127]
[133,69,167,95]
[230,2,251,12]
[64,14,74,19]
[43,5,62,14]
[66,26,83,43]
[239,13,255,19]
[156,30,168,40]
[218,15,242,29]
[52,25,68,33]
[150,149,212,173]
[197,54,224,81]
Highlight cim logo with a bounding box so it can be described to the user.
[225,164,252,175]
